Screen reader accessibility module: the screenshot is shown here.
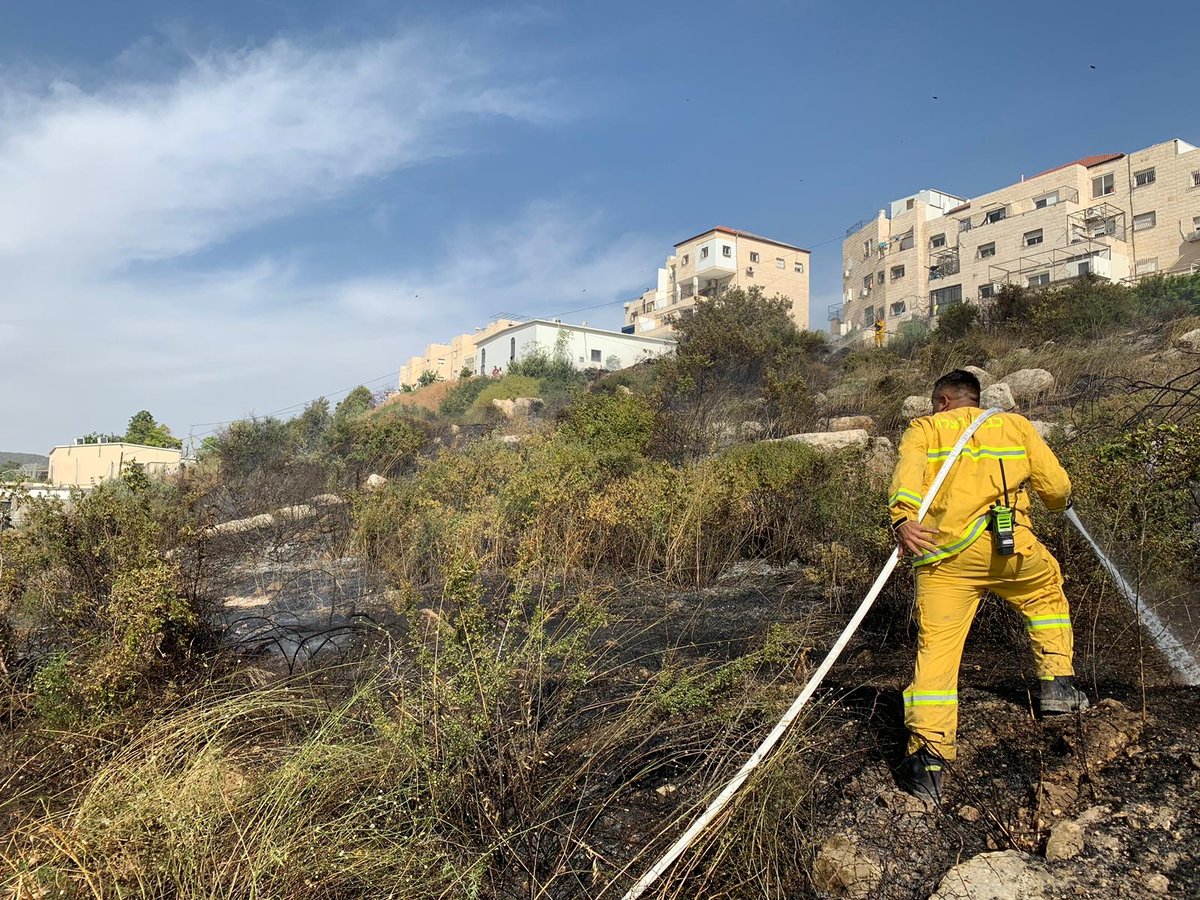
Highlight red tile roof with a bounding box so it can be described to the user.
[1026,153,1124,181]
[674,226,809,254]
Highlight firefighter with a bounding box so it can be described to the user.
[874,317,886,348]
[889,369,1089,803]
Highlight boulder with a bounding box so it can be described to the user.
[491,398,516,418]
[777,429,871,452]
[1175,328,1200,351]
[812,835,883,899]
[513,397,544,414]
[980,382,1016,411]
[1044,821,1084,862]
[1029,421,1077,441]
[1001,368,1056,402]
[616,384,634,396]
[1145,874,1170,894]
[902,395,933,420]
[364,473,388,491]
[931,851,1050,900]
[829,415,876,434]
[498,434,522,445]
[963,365,994,389]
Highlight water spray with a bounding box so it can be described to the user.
[1064,506,1200,686]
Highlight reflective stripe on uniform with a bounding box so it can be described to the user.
[1026,614,1072,631]
[926,445,1029,461]
[903,690,958,707]
[911,515,989,567]
[889,488,923,506]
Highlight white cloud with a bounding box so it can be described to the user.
[0,30,654,451]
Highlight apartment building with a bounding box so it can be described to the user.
[475,320,673,377]
[398,318,522,387]
[624,227,811,337]
[48,442,183,488]
[837,138,1200,337]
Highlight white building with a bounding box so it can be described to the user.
[474,320,674,376]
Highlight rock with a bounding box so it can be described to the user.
[1175,328,1200,351]
[777,429,871,451]
[814,392,828,405]
[616,385,634,396]
[1001,368,1056,402]
[963,365,994,389]
[812,835,883,899]
[1029,421,1077,441]
[498,434,522,445]
[958,804,982,823]
[829,415,876,434]
[1012,347,1033,359]
[364,473,388,490]
[1145,873,1170,894]
[980,382,1016,411]
[512,397,544,414]
[931,851,1050,900]
[1045,821,1084,862]
[902,395,933,419]
[492,398,516,417]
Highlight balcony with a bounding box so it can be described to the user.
[693,237,737,279]
[928,247,961,281]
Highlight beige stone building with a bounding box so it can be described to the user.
[624,226,811,337]
[398,318,522,387]
[48,442,183,487]
[837,138,1200,339]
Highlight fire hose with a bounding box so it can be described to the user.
[617,408,1004,900]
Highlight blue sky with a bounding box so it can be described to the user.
[1,0,1193,451]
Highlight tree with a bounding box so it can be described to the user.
[330,387,375,449]
[288,398,331,457]
[124,411,182,449]
[78,432,123,444]
[417,370,439,387]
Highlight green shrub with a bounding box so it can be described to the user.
[557,390,656,475]
[470,375,543,417]
[934,301,978,341]
[438,375,492,419]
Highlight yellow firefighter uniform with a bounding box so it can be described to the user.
[888,406,1074,760]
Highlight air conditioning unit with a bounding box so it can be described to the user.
[745,266,755,276]
[859,288,870,298]
[1083,206,1105,220]
[844,269,851,278]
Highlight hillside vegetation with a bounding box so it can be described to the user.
[2,276,1200,898]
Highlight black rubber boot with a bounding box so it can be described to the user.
[896,748,944,805]
[1040,675,1090,715]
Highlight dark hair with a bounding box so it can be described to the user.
[933,369,981,403]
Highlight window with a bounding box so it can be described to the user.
[1028,272,1051,287]
[794,261,805,273]
[863,306,875,326]
[750,251,760,263]
[776,257,785,269]
[1034,192,1059,209]
[721,244,732,257]
[930,233,946,249]
[590,349,602,363]
[877,271,885,285]
[1193,171,1200,188]
[1193,215,1200,234]
[1092,173,1115,197]
[978,242,996,259]
[1134,167,1156,187]
[510,337,516,361]
[979,283,997,300]
[1132,211,1156,231]
[983,207,1007,225]
[681,254,689,266]
[891,265,906,280]
[890,301,906,316]
[930,284,962,313]
[1135,258,1159,276]
[863,240,871,259]
[700,246,709,259]
[898,230,915,250]
[862,275,873,290]
[1024,229,1044,247]
[959,218,972,233]
[906,198,915,210]
[480,348,486,371]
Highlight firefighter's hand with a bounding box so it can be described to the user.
[895,520,940,556]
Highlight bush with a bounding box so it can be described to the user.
[557,390,656,475]
[934,301,978,341]
[470,375,543,417]
[438,375,492,419]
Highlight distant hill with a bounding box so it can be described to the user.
[0,451,49,467]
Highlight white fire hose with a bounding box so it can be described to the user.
[616,408,1004,900]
